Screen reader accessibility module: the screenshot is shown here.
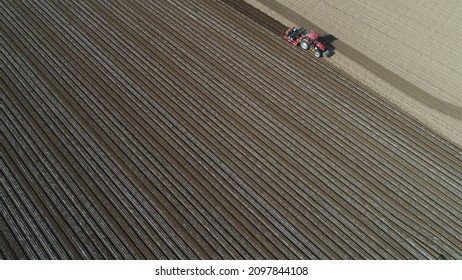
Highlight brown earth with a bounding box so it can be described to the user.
[245,0,462,147]
[1,0,462,259]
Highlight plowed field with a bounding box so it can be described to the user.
[2,0,462,259]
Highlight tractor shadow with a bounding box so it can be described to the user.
[319,34,337,57]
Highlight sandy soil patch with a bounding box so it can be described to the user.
[245,0,462,147]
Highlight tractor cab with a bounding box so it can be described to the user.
[307,30,319,41]
[307,31,326,51]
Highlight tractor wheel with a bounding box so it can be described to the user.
[300,40,310,50]
[314,50,322,58]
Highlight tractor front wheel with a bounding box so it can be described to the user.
[314,50,322,58]
[300,40,310,50]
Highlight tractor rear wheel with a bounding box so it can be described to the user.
[314,50,322,58]
[300,40,310,50]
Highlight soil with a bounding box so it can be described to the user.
[2,0,461,259]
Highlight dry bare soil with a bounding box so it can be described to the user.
[246,0,462,147]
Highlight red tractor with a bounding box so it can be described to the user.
[282,27,330,58]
